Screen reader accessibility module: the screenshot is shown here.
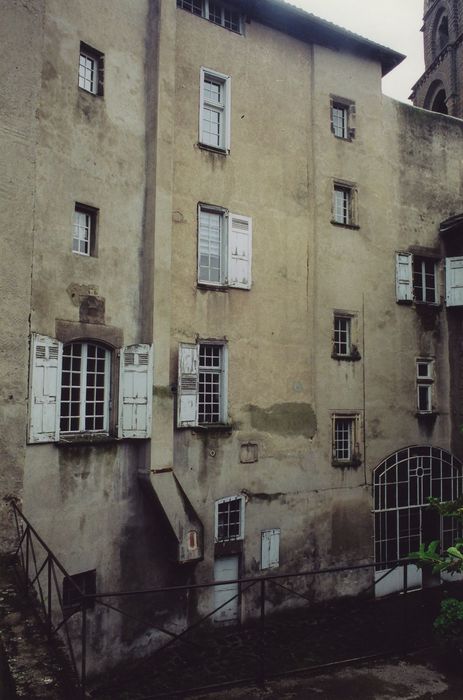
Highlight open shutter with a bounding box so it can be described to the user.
[446,257,463,306]
[118,344,153,438]
[177,343,199,427]
[261,529,280,570]
[396,252,413,302]
[28,334,62,443]
[348,102,356,138]
[228,214,252,289]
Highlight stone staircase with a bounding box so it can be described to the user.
[0,555,79,699]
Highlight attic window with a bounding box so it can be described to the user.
[177,0,242,33]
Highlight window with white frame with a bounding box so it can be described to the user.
[73,204,97,256]
[333,315,351,356]
[395,253,439,304]
[413,257,437,303]
[332,183,357,226]
[177,341,228,427]
[332,414,360,465]
[200,68,231,151]
[215,496,244,542]
[28,333,153,443]
[78,43,104,96]
[177,0,242,33]
[330,96,355,140]
[60,342,110,433]
[416,359,434,413]
[198,205,252,289]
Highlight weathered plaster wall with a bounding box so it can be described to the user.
[0,0,45,553]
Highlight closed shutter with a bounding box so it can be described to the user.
[228,214,252,289]
[177,343,199,427]
[28,334,62,443]
[261,529,280,570]
[118,344,153,438]
[446,257,463,306]
[396,252,413,302]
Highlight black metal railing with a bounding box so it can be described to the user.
[12,503,453,700]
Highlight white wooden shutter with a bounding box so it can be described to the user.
[177,343,199,427]
[261,529,280,570]
[28,333,62,443]
[228,214,252,289]
[118,344,153,438]
[396,252,413,302]
[446,257,463,306]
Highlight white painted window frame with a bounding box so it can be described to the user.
[416,358,434,413]
[413,256,438,304]
[60,342,111,434]
[177,0,242,33]
[332,181,357,227]
[177,341,228,427]
[215,495,245,542]
[198,341,228,424]
[199,67,231,152]
[197,204,252,289]
[332,413,361,464]
[333,314,351,356]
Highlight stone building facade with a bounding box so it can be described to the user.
[411,0,463,115]
[3,0,463,676]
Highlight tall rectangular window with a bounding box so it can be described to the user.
[416,359,434,413]
[200,68,231,151]
[199,344,223,423]
[333,185,354,226]
[332,414,360,465]
[78,43,104,96]
[413,257,437,303]
[215,496,244,541]
[333,315,351,356]
[60,342,110,433]
[199,208,223,283]
[73,204,97,256]
[198,205,252,289]
[332,104,348,138]
[334,417,353,461]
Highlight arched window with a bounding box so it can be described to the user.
[423,80,448,114]
[438,14,449,51]
[60,341,111,433]
[432,89,448,114]
[374,446,462,572]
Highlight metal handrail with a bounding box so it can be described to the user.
[11,502,422,700]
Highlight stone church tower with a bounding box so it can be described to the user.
[411,0,463,116]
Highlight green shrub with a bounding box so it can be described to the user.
[434,598,463,648]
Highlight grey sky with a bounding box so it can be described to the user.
[290,0,425,103]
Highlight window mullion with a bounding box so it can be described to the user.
[80,344,88,432]
[103,349,110,431]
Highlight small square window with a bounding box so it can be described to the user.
[215,496,244,542]
[332,183,357,227]
[73,204,98,256]
[63,569,96,614]
[78,43,104,96]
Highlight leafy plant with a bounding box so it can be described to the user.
[408,495,463,575]
[434,598,463,649]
